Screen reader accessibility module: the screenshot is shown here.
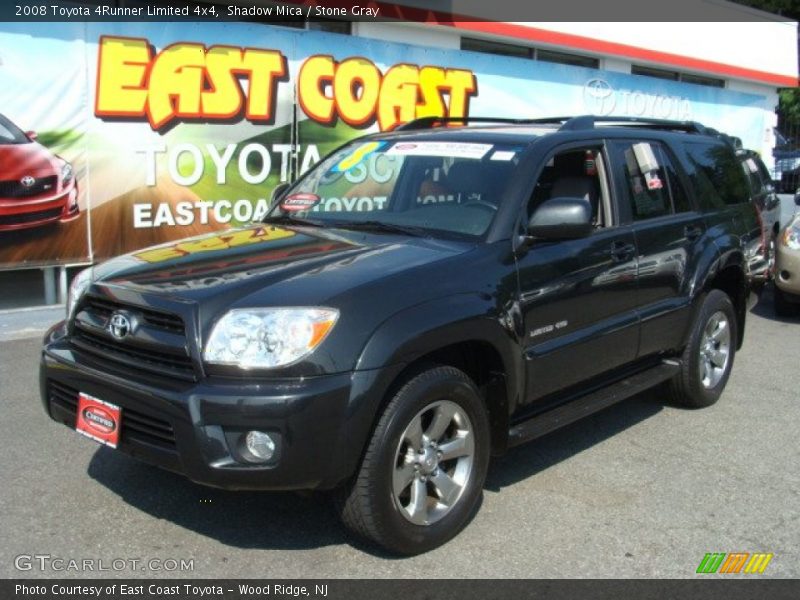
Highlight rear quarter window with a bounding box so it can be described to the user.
[683,141,750,208]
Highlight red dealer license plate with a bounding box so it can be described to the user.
[75,393,122,448]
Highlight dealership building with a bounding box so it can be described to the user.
[0,0,797,307]
[358,11,797,166]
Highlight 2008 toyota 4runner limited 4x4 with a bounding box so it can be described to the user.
[41,116,759,555]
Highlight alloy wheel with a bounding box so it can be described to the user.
[698,310,731,389]
[392,400,475,526]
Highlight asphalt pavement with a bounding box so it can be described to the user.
[0,286,798,579]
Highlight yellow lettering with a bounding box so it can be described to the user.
[201,46,247,118]
[95,36,150,117]
[334,58,381,126]
[147,43,205,129]
[241,49,286,120]
[298,55,336,124]
[378,64,419,131]
[135,227,295,263]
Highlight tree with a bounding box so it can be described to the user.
[728,0,800,20]
[730,1,800,131]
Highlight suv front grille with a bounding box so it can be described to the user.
[47,380,177,450]
[71,296,196,381]
[71,329,196,380]
[82,296,185,334]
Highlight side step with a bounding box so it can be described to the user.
[508,361,680,447]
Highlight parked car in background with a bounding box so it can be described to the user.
[774,194,800,316]
[738,149,782,285]
[0,113,78,232]
[772,130,800,193]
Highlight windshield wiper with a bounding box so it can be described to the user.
[262,214,325,228]
[329,220,428,237]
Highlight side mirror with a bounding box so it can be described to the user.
[794,189,800,207]
[527,197,593,240]
[25,131,37,141]
[270,182,290,205]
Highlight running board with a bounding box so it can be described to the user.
[508,361,680,447]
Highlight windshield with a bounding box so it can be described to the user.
[266,138,523,239]
[0,114,30,145]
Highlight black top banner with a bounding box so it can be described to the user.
[1,0,795,22]
[4,579,800,600]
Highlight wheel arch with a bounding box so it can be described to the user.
[354,295,521,459]
[693,246,748,350]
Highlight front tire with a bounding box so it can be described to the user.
[336,366,490,555]
[666,290,737,408]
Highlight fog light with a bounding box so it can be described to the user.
[245,430,276,462]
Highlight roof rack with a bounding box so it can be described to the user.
[555,115,710,134]
[393,114,741,148]
[396,115,710,133]
[393,116,544,131]
[555,116,743,148]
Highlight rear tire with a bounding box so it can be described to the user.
[335,365,490,555]
[665,290,737,408]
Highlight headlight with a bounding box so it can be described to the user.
[60,161,74,184]
[781,219,800,250]
[204,308,339,369]
[66,267,93,320]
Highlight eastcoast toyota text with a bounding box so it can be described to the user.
[15,585,227,597]
[41,116,757,555]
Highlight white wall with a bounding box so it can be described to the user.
[357,1,798,86]
[521,22,798,82]
[354,21,461,49]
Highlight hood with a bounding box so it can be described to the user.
[0,142,61,179]
[92,223,471,310]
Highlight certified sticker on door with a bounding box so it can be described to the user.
[75,393,122,448]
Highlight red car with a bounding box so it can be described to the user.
[0,113,78,231]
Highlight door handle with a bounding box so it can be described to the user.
[610,241,636,262]
[684,225,703,240]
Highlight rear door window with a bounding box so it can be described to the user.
[611,141,691,221]
[683,141,750,208]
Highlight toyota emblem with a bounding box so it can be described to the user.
[20,175,35,188]
[108,312,132,340]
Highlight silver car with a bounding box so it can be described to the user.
[774,193,800,316]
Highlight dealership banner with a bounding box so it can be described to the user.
[0,21,771,269]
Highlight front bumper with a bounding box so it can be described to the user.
[775,243,800,297]
[40,323,393,491]
[0,185,79,231]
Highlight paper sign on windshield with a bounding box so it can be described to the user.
[386,142,493,160]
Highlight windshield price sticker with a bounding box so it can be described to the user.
[387,142,493,160]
